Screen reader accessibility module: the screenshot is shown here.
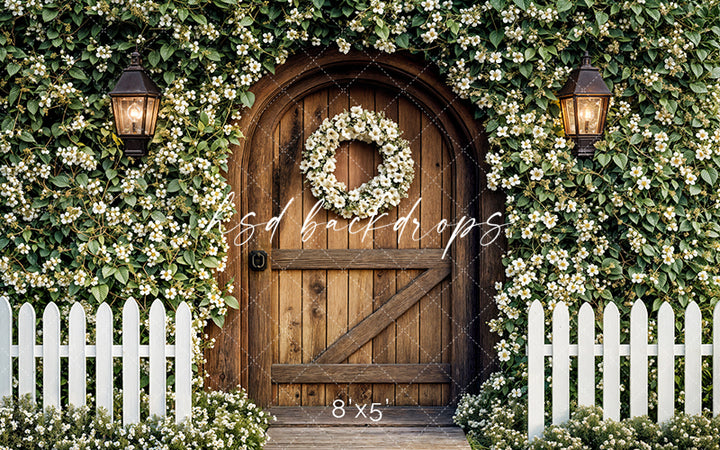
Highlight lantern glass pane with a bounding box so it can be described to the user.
[145,96,160,135]
[561,97,576,136]
[113,97,147,135]
[576,97,604,135]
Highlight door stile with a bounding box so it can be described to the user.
[301,90,328,406]
[346,86,375,405]
[372,88,399,406]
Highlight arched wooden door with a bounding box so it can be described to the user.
[208,51,503,408]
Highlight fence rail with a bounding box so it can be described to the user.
[528,299,720,440]
[0,298,192,425]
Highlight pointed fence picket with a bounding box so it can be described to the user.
[528,300,720,441]
[0,298,193,425]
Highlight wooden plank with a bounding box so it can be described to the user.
[315,267,450,365]
[269,406,457,426]
[527,300,544,441]
[123,298,140,425]
[69,303,86,408]
[372,86,399,407]
[43,302,60,411]
[149,300,166,418]
[96,303,113,420]
[272,249,450,270]
[265,426,471,450]
[685,301,702,415]
[551,302,569,425]
[272,364,451,384]
[630,301,648,417]
[603,302,620,421]
[715,301,720,417]
[326,85,350,405]
[0,296,11,400]
[347,85,376,407]
[577,303,594,407]
[420,112,444,406]
[271,122,281,405]
[276,101,304,406]
[18,303,35,402]
[175,302,192,423]
[302,88,327,407]
[440,137,452,405]
[395,96,421,407]
[657,302,674,423]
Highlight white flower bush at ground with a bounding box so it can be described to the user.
[300,106,414,219]
[2,0,720,446]
[0,389,271,449]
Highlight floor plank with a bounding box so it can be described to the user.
[265,426,471,450]
[269,406,456,427]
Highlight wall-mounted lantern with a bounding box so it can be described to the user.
[109,52,162,157]
[558,52,612,158]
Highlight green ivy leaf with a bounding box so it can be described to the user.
[27,100,38,115]
[489,0,506,11]
[489,29,504,48]
[160,44,174,61]
[396,33,410,49]
[7,63,20,77]
[42,8,58,22]
[224,295,239,309]
[613,154,628,170]
[701,168,718,186]
[557,0,573,12]
[689,82,707,93]
[240,91,255,108]
[114,267,129,284]
[51,175,70,188]
[91,284,109,302]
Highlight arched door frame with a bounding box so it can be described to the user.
[208,48,504,405]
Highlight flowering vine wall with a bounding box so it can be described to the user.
[2,0,720,409]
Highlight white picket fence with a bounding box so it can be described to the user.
[528,299,720,440]
[0,297,193,425]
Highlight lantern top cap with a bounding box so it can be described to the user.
[557,51,612,98]
[109,51,162,97]
[129,51,141,67]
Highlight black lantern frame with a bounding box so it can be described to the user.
[109,52,162,157]
[557,52,612,158]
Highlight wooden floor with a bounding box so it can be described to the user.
[265,407,471,450]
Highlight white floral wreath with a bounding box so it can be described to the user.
[300,106,415,219]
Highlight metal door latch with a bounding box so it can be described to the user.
[249,250,268,271]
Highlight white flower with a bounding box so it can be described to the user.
[637,176,651,190]
[489,69,502,81]
[92,201,107,215]
[337,38,351,54]
[529,168,543,180]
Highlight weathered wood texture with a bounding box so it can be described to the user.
[206,49,502,408]
[271,249,450,270]
[271,364,451,383]
[314,267,450,364]
[265,427,471,450]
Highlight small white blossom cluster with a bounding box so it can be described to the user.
[300,106,414,219]
[0,388,272,449]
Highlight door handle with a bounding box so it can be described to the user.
[249,250,268,271]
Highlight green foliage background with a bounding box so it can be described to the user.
[2,0,720,418]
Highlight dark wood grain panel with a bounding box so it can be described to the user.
[272,249,450,270]
[315,267,450,365]
[272,364,451,384]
